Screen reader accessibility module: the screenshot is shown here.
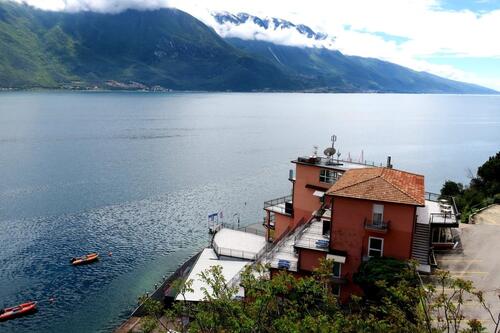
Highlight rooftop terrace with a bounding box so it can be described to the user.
[292,156,380,171]
[416,193,460,227]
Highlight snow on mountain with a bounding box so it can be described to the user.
[210,11,335,49]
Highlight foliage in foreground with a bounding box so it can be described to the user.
[139,258,499,333]
[441,151,500,223]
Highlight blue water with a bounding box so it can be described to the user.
[0,92,499,332]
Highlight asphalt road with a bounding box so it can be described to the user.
[436,205,500,331]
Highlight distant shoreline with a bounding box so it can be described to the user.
[1,88,498,95]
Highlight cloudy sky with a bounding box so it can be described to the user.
[13,0,500,90]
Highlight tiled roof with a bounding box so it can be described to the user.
[326,167,425,206]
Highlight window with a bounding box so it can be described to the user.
[332,262,341,277]
[332,284,341,296]
[372,204,384,225]
[319,169,339,183]
[368,237,384,257]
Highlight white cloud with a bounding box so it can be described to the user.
[9,0,500,90]
[210,16,335,49]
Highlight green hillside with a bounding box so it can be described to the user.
[0,1,496,93]
[0,1,295,91]
[226,38,496,94]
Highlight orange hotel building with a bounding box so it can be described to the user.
[263,151,459,301]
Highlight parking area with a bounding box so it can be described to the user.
[435,205,500,329]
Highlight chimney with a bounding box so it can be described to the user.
[386,156,393,168]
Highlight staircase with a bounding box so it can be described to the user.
[411,223,430,265]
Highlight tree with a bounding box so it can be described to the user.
[441,181,464,197]
[138,259,499,333]
[476,152,500,196]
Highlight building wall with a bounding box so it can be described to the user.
[293,163,337,226]
[274,213,293,241]
[298,248,327,272]
[329,196,416,299]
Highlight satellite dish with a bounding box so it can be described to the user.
[324,147,336,156]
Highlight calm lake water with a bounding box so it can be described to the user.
[0,92,499,332]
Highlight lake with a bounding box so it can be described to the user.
[0,92,499,332]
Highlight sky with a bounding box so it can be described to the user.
[12,0,500,91]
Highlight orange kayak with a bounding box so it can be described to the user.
[0,301,37,321]
[70,253,99,266]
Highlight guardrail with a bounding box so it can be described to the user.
[217,222,266,237]
[425,192,441,202]
[364,218,390,232]
[429,213,459,225]
[213,242,260,261]
[264,194,293,215]
[295,237,330,250]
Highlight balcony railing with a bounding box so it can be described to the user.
[331,274,348,284]
[295,236,330,251]
[264,195,293,216]
[429,213,459,227]
[364,218,390,232]
[269,258,298,272]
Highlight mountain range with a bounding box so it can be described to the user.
[0,1,496,93]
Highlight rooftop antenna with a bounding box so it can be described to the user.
[313,145,319,157]
[323,134,337,164]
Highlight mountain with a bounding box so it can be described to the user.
[0,2,496,93]
[0,1,295,91]
[212,11,332,43]
[224,38,495,93]
[209,12,496,94]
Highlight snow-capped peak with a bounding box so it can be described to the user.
[209,11,335,49]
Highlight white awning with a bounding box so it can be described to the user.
[326,254,346,263]
[313,190,325,197]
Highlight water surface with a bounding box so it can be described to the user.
[0,92,499,332]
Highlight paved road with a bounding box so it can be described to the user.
[436,205,500,331]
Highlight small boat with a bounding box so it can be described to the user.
[0,301,37,321]
[70,253,99,266]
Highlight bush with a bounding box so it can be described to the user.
[494,193,500,204]
[353,257,415,300]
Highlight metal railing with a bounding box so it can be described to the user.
[425,192,460,214]
[425,192,441,202]
[295,237,330,251]
[429,213,458,225]
[217,222,267,237]
[213,242,260,261]
[264,195,293,215]
[364,218,390,232]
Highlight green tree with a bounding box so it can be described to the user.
[441,181,464,197]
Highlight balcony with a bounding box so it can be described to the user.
[294,220,330,252]
[264,195,293,216]
[330,274,348,285]
[423,193,460,227]
[364,218,390,233]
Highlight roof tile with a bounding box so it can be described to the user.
[326,167,425,206]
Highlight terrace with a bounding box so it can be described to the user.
[294,219,330,251]
[417,192,460,227]
[264,194,293,216]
